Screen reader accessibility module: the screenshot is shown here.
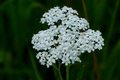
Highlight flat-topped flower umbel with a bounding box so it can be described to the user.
[31,6,104,68]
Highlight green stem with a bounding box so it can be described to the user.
[58,67,63,80]
[53,64,63,80]
[29,50,42,80]
[66,65,69,80]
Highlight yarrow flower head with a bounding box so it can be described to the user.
[31,6,104,68]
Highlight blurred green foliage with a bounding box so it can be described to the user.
[0,0,120,80]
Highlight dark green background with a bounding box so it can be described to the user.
[0,0,120,80]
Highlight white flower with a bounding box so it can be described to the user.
[31,6,104,68]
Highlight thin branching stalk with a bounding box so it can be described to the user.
[53,64,63,80]
[66,65,69,80]
[29,50,42,80]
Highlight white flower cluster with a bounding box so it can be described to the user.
[31,6,104,68]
